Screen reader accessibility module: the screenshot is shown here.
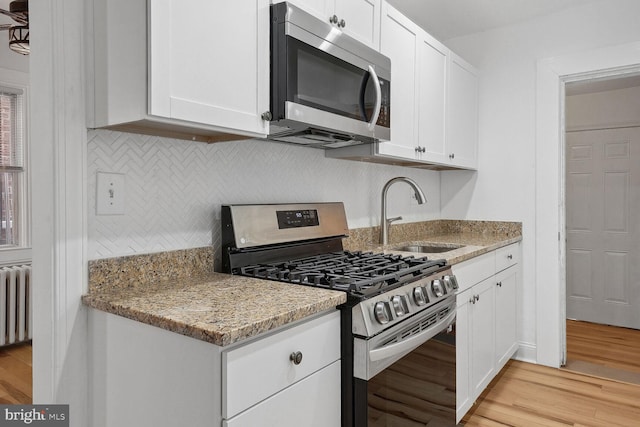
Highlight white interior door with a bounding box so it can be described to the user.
[566,127,640,329]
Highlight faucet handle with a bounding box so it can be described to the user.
[386,216,402,225]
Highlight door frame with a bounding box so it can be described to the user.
[535,42,640,368]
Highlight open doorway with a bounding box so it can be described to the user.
[563,75,640,381]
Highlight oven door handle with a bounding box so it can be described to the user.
[369,309,456,362]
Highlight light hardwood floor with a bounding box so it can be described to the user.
[0,342,32,404]
[566,319,640,374]
[464,320,640,426]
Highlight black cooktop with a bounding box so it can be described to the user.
[239,251,447,300]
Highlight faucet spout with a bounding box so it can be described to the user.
[380,177,427,245]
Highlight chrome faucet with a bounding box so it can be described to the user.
[380,177,427,245]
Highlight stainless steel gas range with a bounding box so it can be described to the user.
[221,202,458,426]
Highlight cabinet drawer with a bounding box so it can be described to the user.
[495,243,520,273]
[452,251,495,293]
[224,361,341,427]
[222,310,341,419]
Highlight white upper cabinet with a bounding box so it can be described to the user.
[446,52,479,169]
[89,0,270,142]
[326,1,478,170]
[417,32,448,164]
[284,0,381,49]
[377,2,419,159]
[334,0,381,49]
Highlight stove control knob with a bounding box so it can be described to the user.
[443,275,459,291]
[413,287,428,306]
[431,279,445,297]
[374,301,391,324]
[391,295,407,317]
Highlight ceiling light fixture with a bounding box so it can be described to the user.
[0,0,29,55]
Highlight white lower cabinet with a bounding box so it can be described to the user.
[222,310,341,421]
[89,308,341,427]
[454,243,521,422]
[495,266,519,369]
[224,361,341,427]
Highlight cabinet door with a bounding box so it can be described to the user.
[469,277,496,399]
[224,361,341,427]
[284,0,329,21]
[455,292,472,423]
[378,3,420,159]
[495,266,518,369]
[446,52,478,169]
[223,311,340,418]
[334,0,381,49]
[418,32,448,164]
[149,0,269,136]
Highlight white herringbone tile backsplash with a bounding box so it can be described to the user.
[88,129,441,261]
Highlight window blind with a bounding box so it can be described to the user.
[0,88,24,172]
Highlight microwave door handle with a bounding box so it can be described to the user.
[367,65,382,131]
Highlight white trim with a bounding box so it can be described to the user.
[535,41,640,368]
[514,342,537,364]
[31,0,89,424]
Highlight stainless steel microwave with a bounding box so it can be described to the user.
[267,2,391,148]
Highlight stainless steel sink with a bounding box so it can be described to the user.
[396,244,464,253]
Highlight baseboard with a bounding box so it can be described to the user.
[513,342,536,363]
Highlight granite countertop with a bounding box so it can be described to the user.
[380,232,522,265]
[82,271,346,347]
[83,220,521,348]
[345,219,522,265]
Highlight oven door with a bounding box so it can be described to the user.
[353,298,456,381]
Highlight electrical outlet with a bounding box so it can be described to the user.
[96,172,125,215]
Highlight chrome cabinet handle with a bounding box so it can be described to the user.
[469,294,480,304]
[449,153,455,160]
[475,294,479,302]
[507,254,513,260]
[497,282,502,287]
[261,111,272,121]
[290,351,303,365]
[329,15,338,24]
[339,19,346,28]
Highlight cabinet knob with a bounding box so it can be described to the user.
[290,351,303,365]
[507,254,513,260]
[261,111,272,121]
[469,296,475,304]
[497,282,502,287]
[475,294,480,302]
[329,15,338,24]
[339,19,346,28]
[449,153,455,160]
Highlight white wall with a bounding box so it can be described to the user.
[440,0,640,363]
[87,131,442,261]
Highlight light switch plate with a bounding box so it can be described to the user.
[96,172,125,215]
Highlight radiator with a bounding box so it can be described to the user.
[0,265,32,346]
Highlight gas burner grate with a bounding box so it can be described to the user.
[239,251,446,299]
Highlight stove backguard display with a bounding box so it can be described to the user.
[276,209,319,229]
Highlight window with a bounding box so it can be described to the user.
[0,87,25,247]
